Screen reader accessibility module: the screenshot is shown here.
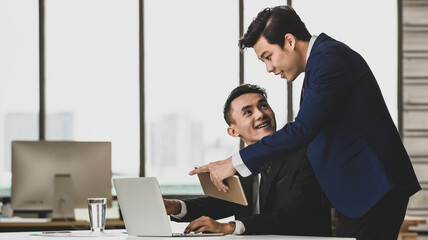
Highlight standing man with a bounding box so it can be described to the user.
[165,84,331,236]
[190,5,420,240]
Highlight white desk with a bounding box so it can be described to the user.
[0,229,356,240]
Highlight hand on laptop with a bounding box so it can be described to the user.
[184,216,235,235]
[163,199,181,215]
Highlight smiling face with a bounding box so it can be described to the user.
[227,93,276,145]
[253,34,306,82]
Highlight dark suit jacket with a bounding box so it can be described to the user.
[239,33,421,218]
[173,149,331,236]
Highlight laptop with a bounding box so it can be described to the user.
[113,177,223,237]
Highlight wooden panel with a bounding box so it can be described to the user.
[403,6,428,25]
[403,105,428,111]
[403,85,428,104]
[403,111,428,130]
[411,156,428,162]
[403,0,428,219]
[403,31,428,52]
[408,190,428,209]
[412,163,428,183]
[403,136,428,156]
[397,232,418,240]
[403,58,428,78]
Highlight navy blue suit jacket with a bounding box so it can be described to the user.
[240,33,420,218]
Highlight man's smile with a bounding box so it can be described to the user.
[255,120,271,129]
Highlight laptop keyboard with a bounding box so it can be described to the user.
[172,232,224,237]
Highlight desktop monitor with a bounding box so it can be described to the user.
[11,141,112,213]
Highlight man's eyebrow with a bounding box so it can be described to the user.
[258,98,268,104]
[241,105,252,113]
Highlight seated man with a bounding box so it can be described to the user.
[164,84,331,236]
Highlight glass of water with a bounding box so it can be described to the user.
[87,198,107,232]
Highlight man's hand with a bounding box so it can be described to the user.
[184,216,235,235]
[163,199,181,215]
[189,157,236,192]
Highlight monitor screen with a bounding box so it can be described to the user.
[11,141,112,212]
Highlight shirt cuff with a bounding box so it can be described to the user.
[170,200,187,219]
[231,220,245,235]
[232,152,252,177]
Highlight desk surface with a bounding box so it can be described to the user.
[0,219,123,227]
[0,219,124,232]
[0,229,356,240]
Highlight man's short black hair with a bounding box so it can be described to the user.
[223,84,267,125]
[239,5,311,50]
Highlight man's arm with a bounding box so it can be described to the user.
[164,199,182,215]
[164,197,245,234]
[172,196,246,222]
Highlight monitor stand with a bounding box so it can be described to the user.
[52,174,75,220]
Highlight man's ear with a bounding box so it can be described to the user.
[227,125,240,138]
[284,33,296,50]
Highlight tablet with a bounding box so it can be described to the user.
[197,172,248,206]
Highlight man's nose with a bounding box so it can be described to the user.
[254,108,264,120]
[265,62,274,73]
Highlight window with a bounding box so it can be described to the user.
[293,0,397,121]
[144,0,240,194]
[44,0,140,178]
[0,0,39,196]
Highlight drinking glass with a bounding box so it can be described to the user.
[87,198,106,232]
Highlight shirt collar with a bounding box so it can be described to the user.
[306,35,318,61]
